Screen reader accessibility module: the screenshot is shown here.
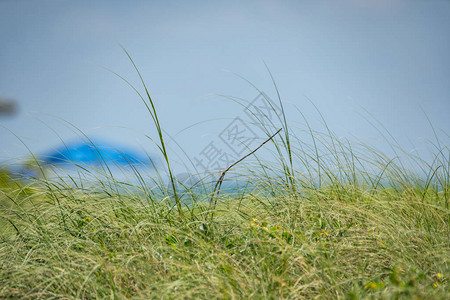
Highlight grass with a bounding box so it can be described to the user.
[0,176,448,299]
[0,57,448,299]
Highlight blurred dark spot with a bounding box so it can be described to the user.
[0,98,18,116]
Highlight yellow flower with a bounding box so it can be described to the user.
[252,218,258,222]
[364,281,385,290]
[436,273,443,280]
[433,282,438,288]
[263,227,268,231]
[366,282,377,289]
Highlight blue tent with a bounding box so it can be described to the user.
[40,139,152,167]
[7,139,153,181]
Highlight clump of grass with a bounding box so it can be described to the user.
[0,56,448,298]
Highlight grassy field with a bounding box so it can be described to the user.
[0,169,448,299]
[0,59,448,299]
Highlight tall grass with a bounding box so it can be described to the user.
[0,60,448,299]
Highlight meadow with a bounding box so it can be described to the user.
[0,59,448,299]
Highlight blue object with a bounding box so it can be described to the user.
[40,139,151,167]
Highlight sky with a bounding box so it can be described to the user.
[0,0,449,176]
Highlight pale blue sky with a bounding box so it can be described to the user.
[1,0,449,174]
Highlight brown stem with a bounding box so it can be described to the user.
[209,128,283,219]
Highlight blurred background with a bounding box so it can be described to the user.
[0,0,449,176]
